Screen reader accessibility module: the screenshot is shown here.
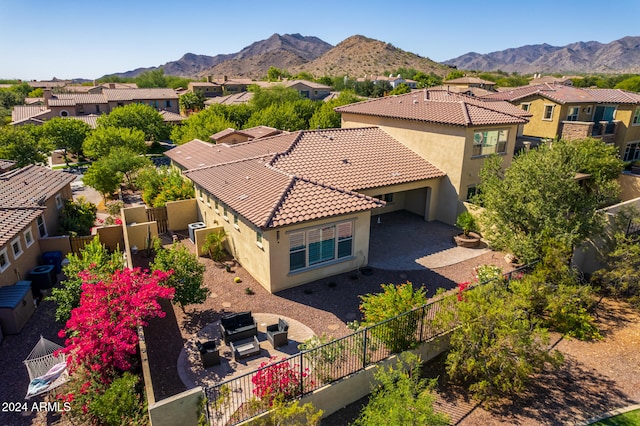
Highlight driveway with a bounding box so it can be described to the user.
[368,210,490,270]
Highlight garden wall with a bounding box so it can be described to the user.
[166,198,197,231]
[618,173,640,202]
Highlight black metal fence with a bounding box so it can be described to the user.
[204,263,535,425]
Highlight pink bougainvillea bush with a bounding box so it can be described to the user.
[58,267,174,380]
[251,356,312,406]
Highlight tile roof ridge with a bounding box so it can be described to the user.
[296,175,382,203]
[262,174,297,229]
[184,154,274,173]
[268,131,305,167]
[459,101,472,126]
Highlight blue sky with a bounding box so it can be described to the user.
[1,0,639,81]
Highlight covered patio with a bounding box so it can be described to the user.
[367,210,490,270]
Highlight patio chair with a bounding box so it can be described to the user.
[196,340,220,368]
[266,318,289,348]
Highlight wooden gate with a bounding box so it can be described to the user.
[146,206,168,234]
[70,235,94,253]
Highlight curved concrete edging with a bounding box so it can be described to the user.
[578,404,640,425]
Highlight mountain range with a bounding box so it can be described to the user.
[445,36,640,74]
[108,34,640,80]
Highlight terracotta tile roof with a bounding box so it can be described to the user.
[11,105,49,122]
[0,165,75,245]
[335,90,529,126]
[0,160,16,173]
[158,110,185,123]
[282,80,332,90]
[185,158,383,229]
[211,126,281,142]
[445,77,496,85]
[270,127,445,191]
[174,127,443,228]
[103,88,178,101]
[47,93,108,106]
[205,92,254,105]
[166,133,299,170]
[483,84,640,105]
[67,114,99,129]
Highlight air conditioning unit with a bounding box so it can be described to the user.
[28,265,57,299]
[188,222,206,243]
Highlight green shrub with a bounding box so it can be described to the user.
[455,211,477,236]
[90,372,147,426]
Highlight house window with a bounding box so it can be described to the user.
[472,129,508,156]
[206,193,211,207]
[543,105,555,120]
[288,221,353,272]
[382,194,394,203]
[633,108,640,126]
[11,237,23,259]
[520,103,531,112]
[214,200,219,213]
[95,105,100,113]
[198,189,203,200]
[165,100,172,108]
[256,231,263,244]
[466,186,479,201]
[55,193,64,209]
[567,106,579,121]
[0,248,9,273]
[223,207,228,221]
[233,214,239,229]
[36,216,47,238]
[23,228,34,248]
[624,142,640,162]
[59,110,69,117]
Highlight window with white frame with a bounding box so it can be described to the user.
[37,215,47,238]
[567,106,579,121]
[520,102,531,112]
[472,129,508,156]
[543,105,555,120]
[23,228,34,248]
[55,193,64,209]
[289,221,353,272]
[0,248,9,272]
[633,108,640,126]
[11,237,23,259]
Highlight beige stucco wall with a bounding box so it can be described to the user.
[0,223,42,287]
[340,117,516,224]
[166,198,198,231]
[123,205,148,225]
[193,225,225,259]
[358,178,440,221]
[148,387,202,426]
[518,97,562,139]
[38,236,72,256]
[618,173,640,201]
[96,225,124,252]
[267,211,372,293]
[126,222,159,253]
[615,105,640,156]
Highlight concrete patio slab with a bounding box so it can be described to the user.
[368,210,490,270]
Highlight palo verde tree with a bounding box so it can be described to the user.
[476,138,622,263]
[0,125,51,166]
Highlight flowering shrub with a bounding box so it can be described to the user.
[58,267,174,380]
[457,281,470,302]
[251,357,311,405]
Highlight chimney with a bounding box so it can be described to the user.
[223,76,228,82]
[207,75,212,83]
[109,83,116,89]
[43,89,52,106]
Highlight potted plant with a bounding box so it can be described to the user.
[454,211,482,248]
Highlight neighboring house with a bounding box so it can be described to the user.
[528,75,576,86]
[443,77,497,91]
[0,164,74,287]
[188,82,223,98]
[482,84,640,160]
[358,75,418,89]
[206,77,266,94]
[281,80,332,100]
[11,87,180,126]
[210,126,282,144]
[166,127,444,292]
[335,90,530,223]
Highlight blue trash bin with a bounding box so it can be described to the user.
[42,251,63,274]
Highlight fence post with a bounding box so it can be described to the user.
[362,328,368,369]
[299,354,304,398]
[419,306,425,342]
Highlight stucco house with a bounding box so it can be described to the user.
[482,84,640,160]
[166,127,444,292]
[11,87,180,126]
[335,90,530,223]
[281,80,332,100]
[210,126,282,144]
[0,164,75,287]
[188,82,223,98]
